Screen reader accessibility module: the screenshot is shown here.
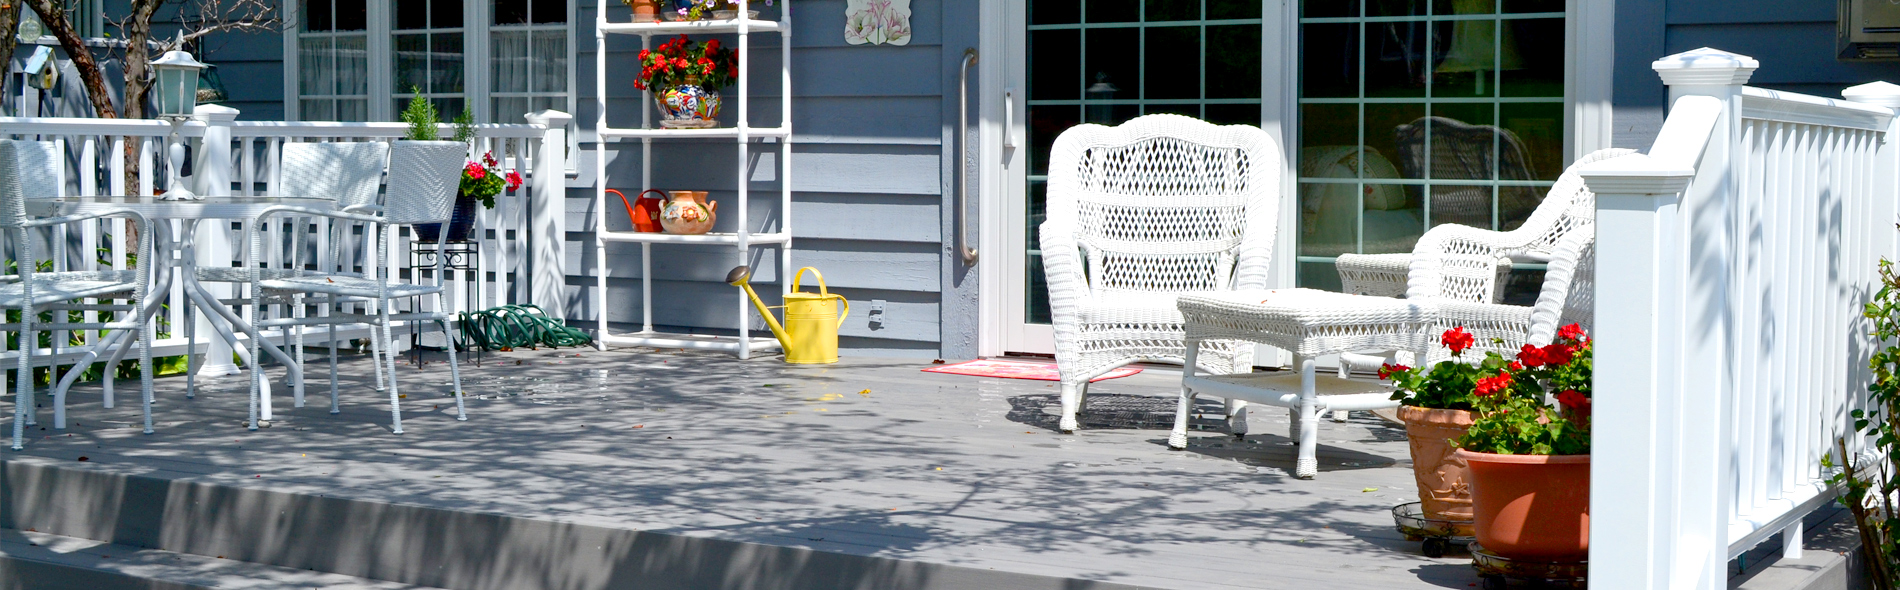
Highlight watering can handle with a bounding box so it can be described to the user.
[792,267,828,297]
[792,267,850,327]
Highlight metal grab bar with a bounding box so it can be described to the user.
[957,48,979,266]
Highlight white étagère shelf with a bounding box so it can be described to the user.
[592,1,792,358]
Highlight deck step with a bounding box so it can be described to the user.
[0,528,447,590]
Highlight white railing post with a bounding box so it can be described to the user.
[1844,81,1900,269]
[193,104,243,377]
[1581,155,1697,590]
[526,110,571,319]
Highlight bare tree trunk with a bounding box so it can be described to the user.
[0,2,22,114]
[25,0,114,120]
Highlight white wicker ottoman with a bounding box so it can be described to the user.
[1174,289,1435,479]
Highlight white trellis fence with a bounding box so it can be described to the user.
[1583,48,1900,589]
[0,106,570,377]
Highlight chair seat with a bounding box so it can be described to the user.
[258,274,441,298]
[0,277,139,307]
[1077,291,1187,326]
[198,267,357,283]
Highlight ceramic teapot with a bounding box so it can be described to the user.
[660,190,717,235]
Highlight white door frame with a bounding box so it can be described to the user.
[974,0,1615,359]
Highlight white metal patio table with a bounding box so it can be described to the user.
[1173,288,1435,479]
[27,196,333,425]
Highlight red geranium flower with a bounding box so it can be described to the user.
[505,170,523,191]
[1508,361,1523,372]
[1517,343,1546,367]
[1441,327,1474,355]
[1542,343,1575,367]
[1558,323,1588,343]
[464,162,486,180]
[1377,363,1410,380]
[1474,373,1513,397]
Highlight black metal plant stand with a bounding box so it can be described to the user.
[408,239,482,367]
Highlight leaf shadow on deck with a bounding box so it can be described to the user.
[8,349,1471,589]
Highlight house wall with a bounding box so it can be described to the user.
[1613,0,1900,149]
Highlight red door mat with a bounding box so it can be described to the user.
[922,359,1142,382]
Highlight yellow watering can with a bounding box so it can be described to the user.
[727,265,850,364]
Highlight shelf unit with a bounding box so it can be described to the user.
[592,3,792,358]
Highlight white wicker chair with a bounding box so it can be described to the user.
[0,139,157,450]
[242,140,468,433]
[1039,114,1283,433]
[1335,147,1634,299]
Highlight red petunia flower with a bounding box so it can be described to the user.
[1441,327,1474,355]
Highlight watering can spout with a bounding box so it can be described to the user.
[727,265,793,351]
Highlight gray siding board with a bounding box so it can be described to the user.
[570,280,941,342]
[570,239,940,292]
[591,142,942,196]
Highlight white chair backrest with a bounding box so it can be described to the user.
[0,140,24,228]
[1407,147,1633,302]
[280,141,389,208]
[14,139,64,200]
[384,141,466,226]
[1045,114,1282,293]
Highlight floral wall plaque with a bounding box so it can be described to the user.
[844,0,910,46]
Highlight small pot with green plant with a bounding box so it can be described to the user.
[401,90,523,243]
[1447,323,1592,562]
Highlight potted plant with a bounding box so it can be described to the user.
[669,0,774,21]
[1451,324,1593,562]
[633,35,740,129]
[1380,326,1503,536]
[627,0,662,22]
[402,91,523,243]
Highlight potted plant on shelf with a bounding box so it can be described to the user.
[626,0,662,22]
[403,92,523,243]
[1451,324,1593,562]
[1380,326,1499,538]
[668,0,772,21]
[633,35,740,129]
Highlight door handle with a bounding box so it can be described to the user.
[1003,88,1017,149]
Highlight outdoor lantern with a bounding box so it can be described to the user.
[1085,72,1118,124]
[150,46,208,119]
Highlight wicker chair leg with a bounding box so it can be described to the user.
[1058,380,1084,433]
[1226,399,1249,439]
[1296,362,1321,479]
[1168,389,1195,450]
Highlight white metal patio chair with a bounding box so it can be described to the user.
[1039,114,1283,433]
[183,141,390,402]
[242,140,467,433]
[0,139,157,450]
[1334,147,1630,299]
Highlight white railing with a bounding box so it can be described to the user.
[1582,48,1900,589]
[0,106,570,379]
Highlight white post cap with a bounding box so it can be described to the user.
[1576,153,1695,196]
[1843,81,1900,108]
[1652,47,1758,87]
[192,103,240,123]
[526,110,573,127]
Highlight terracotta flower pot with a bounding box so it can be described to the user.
[1455,449,1590,561]
[627,0,661,22]
[1398,406,1476,535]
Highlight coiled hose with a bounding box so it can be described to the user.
[455,304,593,351]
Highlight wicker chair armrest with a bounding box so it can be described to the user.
[1335,253,1412,297]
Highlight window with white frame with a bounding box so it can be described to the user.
[489,0,568,121]
[289,0,573,126]
[297,0,369,121]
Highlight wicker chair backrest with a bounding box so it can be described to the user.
[1046,114,1281,294]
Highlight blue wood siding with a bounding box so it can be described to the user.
[567,0,972,357]
[1614,0,1900,148]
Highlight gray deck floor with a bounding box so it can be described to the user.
[5,347,1479,589]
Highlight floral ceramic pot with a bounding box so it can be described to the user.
[660,190,717,235]
[655,84,722,128]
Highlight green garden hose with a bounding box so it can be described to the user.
[454,304,593,351]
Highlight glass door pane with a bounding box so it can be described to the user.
[1294,0,1565,294]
